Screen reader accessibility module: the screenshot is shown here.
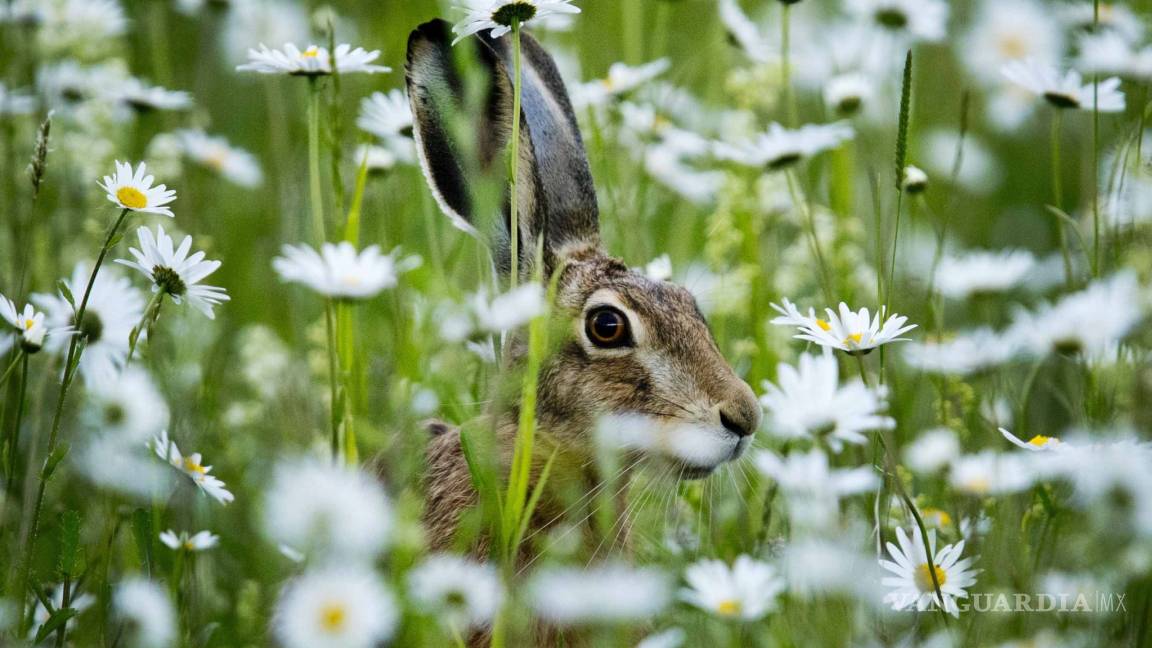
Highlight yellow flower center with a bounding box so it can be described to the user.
[816,319,831,331]
[318,602,347,633]
[997,34,1028,59]
[1028,435,1053,447]
[963,477,990,494]
[23,318,34,330]
[182,457,207,475]
[914,563,948,593]
[303,46,320,58]
[846,333,863,345]
[116,186,148,209]
[922,508,952,527]
[716,599,742,617]
[183,540,196,550]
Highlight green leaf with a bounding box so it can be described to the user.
[56,510,85,580]
[132,508,153,577]
[40,442,70,480]
[57,280,75,309]
[33,607,78,643]
[894,50,913,191]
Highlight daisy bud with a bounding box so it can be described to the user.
[823,74,871,117]
[902,165,928,194]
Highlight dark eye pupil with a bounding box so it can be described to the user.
[586,307,630,347]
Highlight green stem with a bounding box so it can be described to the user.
[509,20,523,288]
[785,170,833,304]
[3,353,28,499]
[308,78,327,244]
[1051,110,1074,288]
[337,301,357,466]
[127,289,165,364]
[324,300,340,462]
[885,190,904,317]
[0,350,21,388]
[20,207,131,633]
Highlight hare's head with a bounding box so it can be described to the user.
[406,20,760,478]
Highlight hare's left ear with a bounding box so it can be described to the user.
[406,19,601,281]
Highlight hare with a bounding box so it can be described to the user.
[406,19,761,558]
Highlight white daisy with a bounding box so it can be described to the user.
[175,129,263,187]
[680,555,784,621]
[83,366,169,442]
[527,564,671,625]
[783,537,882,601]
[713,122,853,171]
[407,554,503,631]
[959,0,1064,86]
[903,428,961,474]
[274,567,398,648]
[770,298,917,355]
[352,144,398,174]
[116,78,193,112]
[902,328,1021,377]
[1001,58,1125,112]
[470,282,547,333]
[717,0,770,64]
[1059,2,1145,44]
[880,526,979,617]
[116,225,230,319]
[571,59,671,108]
[0,294,54,354]
[159,529,219,552]
[1076,31,1152,81]
[356,90,413,140]
[98,160,177,217]
[151,430,235,504]
[1007,271,1146,356]
[823,73,874,118]
[272,242,419,300]
[222,0,308,65]
[261,459,392,562]
[637,628,686,648]
[33,264,145,384]
[846,0,949,42]
[999,427,1063,452]
[934,248,1036,299]
[0,82,37,116]
[753,449,878,530]
[113,578,176,648]
[949,451,1036,496]
[451,0,581,45]
[760,350,894,452]
[236,43,390,76]
[920,129,1001,194]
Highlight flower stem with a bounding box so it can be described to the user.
[0,350,21,388]
[508,20,523,288]
[1050,110,1073,288]
[786,170,834,305]
[19,206,131,633]
[337,301,357,466]
[324,300,341,462]
[127,289,165,364]
[308,77,327,244]
[3,353,28,500]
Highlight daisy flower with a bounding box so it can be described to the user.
[262,459,392,561]
[33,264,144,384]
[880,526,979,617]
[407,554,503,631]
[272,242,419,300]
[98,160,177,217]
[948,451,1035,496]
[1059,2,1145,44]
[718,0,770,64]
[934,248,1036,299]
[906,330,1010,376]
[571,59,671,108]
[770,298,917,355]
[999,427,1062,452]
[528,564,671,624]
[113,578,176,648]
[470,282,547,333]
[901,165,928,193]
[847,0,949,42]
[236,43,390,76]
[274,567,398,648]
[356,90,413,140]
[1007,271,1145,356]
[151,430,234,504]
[451,0,581,45]
[959,0,1064,86]
[1077,31,1152,81]
[714,122,853,171]
[680,555,784,621]
[175,129,263,187]
[0,294,52,353]
[823,73,873,118]
[903,428,961,473]
[1001,58,1125,112]
[159,529,219,552]
[760,350,894,452]
[83,367,169,442]
[753,449,877,530]
[116,225,230,319]
[115,77,193,112]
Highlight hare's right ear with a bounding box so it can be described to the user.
[404,19,479,237]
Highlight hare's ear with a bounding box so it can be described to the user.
[406,19,601,279]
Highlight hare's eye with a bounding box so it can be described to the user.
[585,307,632,348]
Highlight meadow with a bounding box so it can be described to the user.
[1,0,1151,646]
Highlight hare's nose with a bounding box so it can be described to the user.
[719,401,759,439]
